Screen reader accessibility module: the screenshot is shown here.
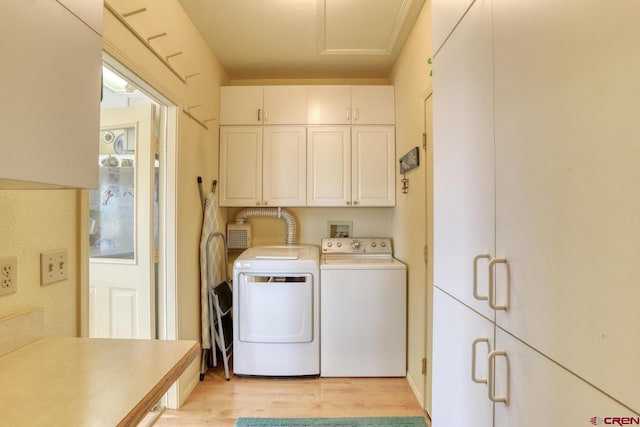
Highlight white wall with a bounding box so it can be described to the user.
[102,0,229,406]
[389,0,433,409]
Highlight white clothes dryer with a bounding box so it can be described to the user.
[320,238,407,377]
[233,245,319,376]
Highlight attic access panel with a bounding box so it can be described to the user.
[320,0,412,54]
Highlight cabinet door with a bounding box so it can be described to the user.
[351,126,395,207]
[493,0,640,411]
[307,86,351,125]
[219,127,262,206]
[432,288,494,427]
[494,329,639,427]
[220,86,263,125]
[351,86,395,125]
[57,0,103,34]
[1,0,101,189]
[431,0,475,54]
[432,0,495,319]
[263,86,307,124]
[263,126,306,206]
[306,126,351,206]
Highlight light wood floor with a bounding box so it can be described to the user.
[154,363,431,427]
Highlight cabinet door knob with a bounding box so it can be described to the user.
[346,201,351,205]
[256,201,261,206]
[353,200,359,206]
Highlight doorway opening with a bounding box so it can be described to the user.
[86,55,176,343]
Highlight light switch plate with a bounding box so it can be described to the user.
[41,250,68,286]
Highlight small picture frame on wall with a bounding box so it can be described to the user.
[399,147,420,174]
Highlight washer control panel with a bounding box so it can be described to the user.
[321,238,393,255]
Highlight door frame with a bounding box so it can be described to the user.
[79,52,180,404]
[423,89,434,417]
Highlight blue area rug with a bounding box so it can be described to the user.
[234,417,428,427]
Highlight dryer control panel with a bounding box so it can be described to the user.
[321,238,393,255]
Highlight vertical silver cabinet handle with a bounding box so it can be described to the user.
[488,350,510,405]
[488,258,510,311]
[471,337,490,384]
[347,108,351,121]
[353,108,360,121]
[258,108,262,122]
[264,109,269,122]
[473,254,491,301]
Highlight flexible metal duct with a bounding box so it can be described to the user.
[234,207,297,245]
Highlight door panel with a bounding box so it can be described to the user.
[494,329,638,426]
[263,126,306,206]
[219,126,263,206]
[89,104,155,339]
[493,0,640,410]
[432,0,495,319]
[432,287,494,427]
[306,126,351,206]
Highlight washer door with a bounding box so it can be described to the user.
[238,273,313,343]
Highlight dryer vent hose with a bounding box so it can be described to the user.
[234,207,297,245]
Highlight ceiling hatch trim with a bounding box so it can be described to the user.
[317,0,413,56]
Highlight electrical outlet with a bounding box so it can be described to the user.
[0,256,18,296]
[41,250,68,286]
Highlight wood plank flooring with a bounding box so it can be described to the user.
[154,364,430,426]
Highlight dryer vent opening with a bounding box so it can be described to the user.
[234,207,297,245]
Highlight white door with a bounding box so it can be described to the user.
[492,0,640,411]
[350,86,395,124]
[351,126,395,207]
[219,126,263,207]
[424,93,434,415]
[307,86,351,125]
[219,86,263,125]
[263,86,307,124]
[306,126,351,206]
[432,0,495,319]
[89,104,156,339]
[262,126,307,206]
[493,329,638,427]
[431,288,494,427]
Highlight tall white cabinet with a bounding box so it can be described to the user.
[432,0,640,424]
[1,0,102,189]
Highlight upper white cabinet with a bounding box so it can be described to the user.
[56,0,103,34]
[219,126,306,207]
[431,0,475,54]
[307,126,395,207]
[220,86,307,125]
[307,86,395,125]
[219,84,396,207]
[0,0,102,189]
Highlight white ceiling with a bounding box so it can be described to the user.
[177,0,426,80]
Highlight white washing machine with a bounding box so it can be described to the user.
[233,245,320,376]
[320,237,407,377]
